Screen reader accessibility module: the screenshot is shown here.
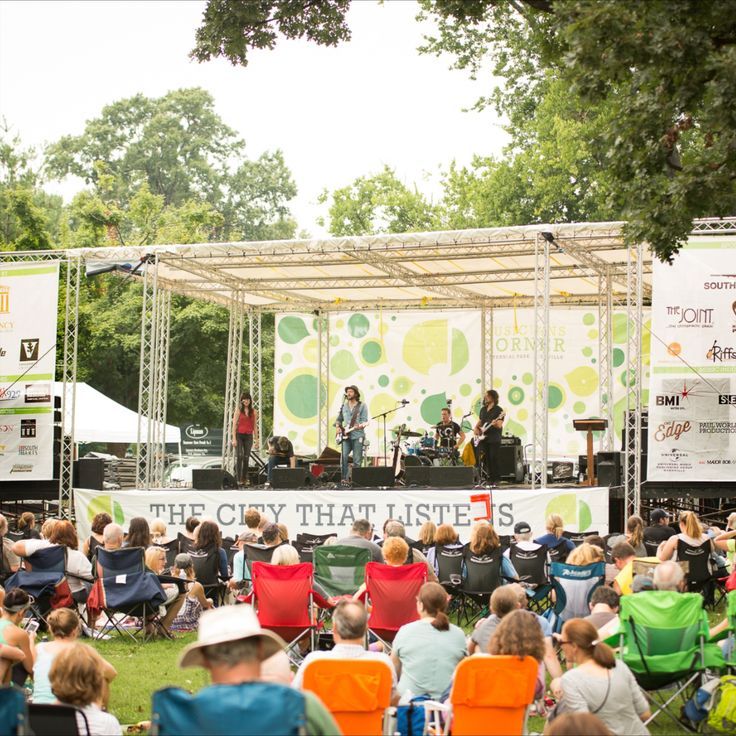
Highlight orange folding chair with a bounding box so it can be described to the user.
[302,658,393,736]
[424,655,539,736]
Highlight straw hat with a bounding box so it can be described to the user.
[179,605,285,668]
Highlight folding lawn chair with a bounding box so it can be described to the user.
[547,539,571,564]
[678,538,724,608]
[28,703,90,736]
[313,544,370,598]
[422,655,539,736]
[509,544,551,613]
[364,561,427,649]
[243,543,278,574]
[151,682,307,736]
[176,533,195,554]
[457,546,503,626]
[548,560,604,634]
[153,539,179,573]
[617,590,724,732]
[87,546,168,641]
[293,541,314,564]
[189,546,227,605]
[302,659,393,736]
[0,685,28,736]
[249,561,323,665]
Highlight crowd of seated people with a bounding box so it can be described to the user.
[0,504,733,735]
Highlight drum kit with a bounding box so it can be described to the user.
[390,426,458,467]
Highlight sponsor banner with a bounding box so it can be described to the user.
[73,486,609,541]
[180,424,223,457]
[0,263,59,480]
[648,239,736,480]
[274,309,650,458]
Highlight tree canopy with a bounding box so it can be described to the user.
[194,0,736,261]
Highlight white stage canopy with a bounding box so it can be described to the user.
[53,383,180,445]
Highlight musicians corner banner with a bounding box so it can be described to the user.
[0,263,59,481]
[73,486,609,541]
[648,237,736,481]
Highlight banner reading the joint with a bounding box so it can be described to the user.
[74,486,609,541]
[0,262,59,480]
[648,238,736,481]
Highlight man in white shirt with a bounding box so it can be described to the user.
[292,600,398,704]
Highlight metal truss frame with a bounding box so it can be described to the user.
[248,311,264,449]
[481,306,494,395]
[531,235,551,489]
[222,292,245,476]
[598,268,614,452]
[58,256,82,518]
[623,243,644,513]
[316,312,330,453]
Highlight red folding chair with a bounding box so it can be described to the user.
[250,561,321,664]
[364,561,427,649]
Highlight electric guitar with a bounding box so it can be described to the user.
[473,411,505,446]
[392,423,406,479]
[336,422,367,444]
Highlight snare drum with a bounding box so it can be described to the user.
[420,435,436,450]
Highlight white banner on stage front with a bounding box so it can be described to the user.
[73,486,608,542]
[0,262,59,480]
[647,239,736,481]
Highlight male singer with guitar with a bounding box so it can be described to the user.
[474,389,505,486]
[336,385,369,485]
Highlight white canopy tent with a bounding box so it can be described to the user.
[53,382,180,445]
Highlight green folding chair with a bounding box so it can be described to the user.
[313,545,370,598]
[617,590,725,731]
[710,589,736,669]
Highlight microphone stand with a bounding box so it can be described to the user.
[371,403,409,467]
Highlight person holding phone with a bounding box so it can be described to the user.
[0,589,36,686]
[232,392,259,487]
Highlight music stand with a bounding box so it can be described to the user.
[572,418,608,486]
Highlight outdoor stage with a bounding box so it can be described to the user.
[73,485,610,540]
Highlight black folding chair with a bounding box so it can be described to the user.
[189,546,227,605]
[153,539,179,573]
[509,543,552,613]
[29,703,90,736]
[458,545,503,625]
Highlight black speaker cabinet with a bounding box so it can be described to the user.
[74,458,105,490]
[498,444,524,482]
[429,465,474,488]
[352,466,395,488]
[404,465,431,486]
[578,454,598,477]
[192,468,226,490]
[272,467,311,489]
[596,451,621,486]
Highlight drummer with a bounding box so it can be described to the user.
[435,407,465,455]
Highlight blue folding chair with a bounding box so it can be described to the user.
[0,686,28,736]
[548,560,605,633]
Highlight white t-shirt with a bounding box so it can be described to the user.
[76,704,122,735]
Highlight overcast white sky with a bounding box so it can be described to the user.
[0,0,507,235]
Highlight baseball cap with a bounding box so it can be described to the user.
[514,521,531,534]
[650,509,669,523]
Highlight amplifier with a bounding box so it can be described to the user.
[272,468,311,489]
[405,466,431,486]
[352,466,395,488]
[500,435,521,446]
[498,444,524,482]
[429,465,474,488]
[74,458,105,491]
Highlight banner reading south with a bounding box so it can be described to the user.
[0,263,59,480]
[648,238,736,481]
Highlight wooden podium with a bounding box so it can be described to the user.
[573,418,608,486]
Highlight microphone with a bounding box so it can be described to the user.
[400,399,410,405]
[447,398,453,405]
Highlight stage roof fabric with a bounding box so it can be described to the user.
[54,383,181,444]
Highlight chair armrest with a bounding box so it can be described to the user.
[310,590,334,609]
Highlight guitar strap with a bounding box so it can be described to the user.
[348,401,361,428]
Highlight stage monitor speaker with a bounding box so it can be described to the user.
[192,468,227,490]
[352,466,395,488]
[405,466,431,487]
[596,451,621,486]
[74,458,105,491]
[429,465,474,488]
[498,444,524,482]
[272,468,311,489]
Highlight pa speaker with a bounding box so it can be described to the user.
[352,466,395,488]
[596,451,621,486]
[405,466,431,486]
[192,468,226,490]
[74,458,105,491]
[272,467,311,489]
[498,444,524,482]
[429,465,474,488]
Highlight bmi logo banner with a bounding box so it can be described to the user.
[648,238,736,481]
[73,486,609,541]
[0,263,59,481]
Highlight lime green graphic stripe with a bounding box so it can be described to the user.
[0,407,52,415]
[683,241,736,250]
[0,265,59,277]
[653,366,736,374]
[0,373,53,382]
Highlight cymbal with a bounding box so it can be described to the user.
[391,427,422,438]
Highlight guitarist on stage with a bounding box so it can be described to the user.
[474,390,505,487]
[335,385,369,485]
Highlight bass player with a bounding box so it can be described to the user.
[335,385,369,485]
[474,389,505,487]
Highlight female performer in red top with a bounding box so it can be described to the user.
[231,392,258,487]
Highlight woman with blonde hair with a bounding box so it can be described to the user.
[49,642,122,734]
[607,516,646,557]
[566,542,605,567]
[534,514,575,558]
[150,518,171,544]
[32,608,116,705]
[426,523,463,575]
[16,512,40,540]
[271,544,300,566]
[657,510,710,561]
[551,618,650,734]
[418,521,437,552]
